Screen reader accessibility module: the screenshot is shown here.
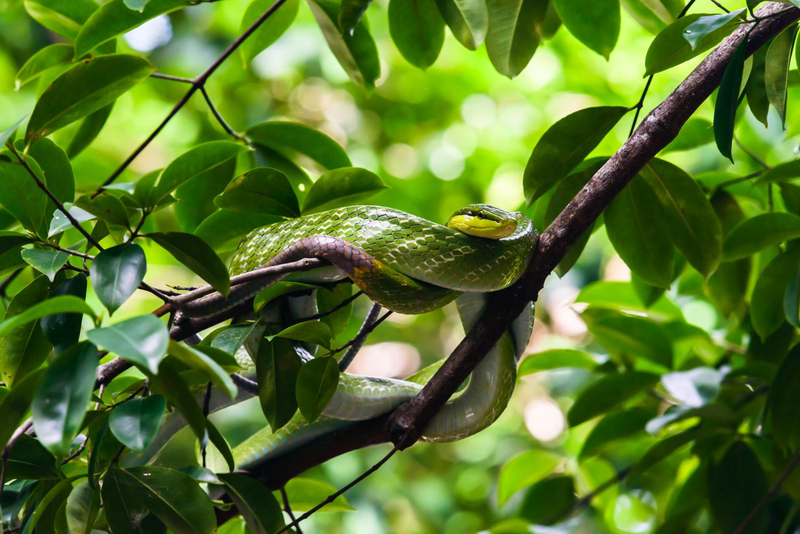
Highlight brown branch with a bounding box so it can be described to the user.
[229,1,800,492]
[733,448,800,534]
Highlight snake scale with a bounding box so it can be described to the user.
[128,205,538,468]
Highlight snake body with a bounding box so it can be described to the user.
[129,205,538,468]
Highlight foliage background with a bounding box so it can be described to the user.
[2,0,799,533]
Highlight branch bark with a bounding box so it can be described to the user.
[235,2,800,490]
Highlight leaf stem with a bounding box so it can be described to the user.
[280,486,303,534]
[200,86,242,139]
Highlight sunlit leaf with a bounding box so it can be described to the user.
[168,341,237,399]
[270,320,333,349]
[24,0,98,40]
[568,371,659,427]
[579,408,653,460]
[518,349,599,376]
[435,0,487,50]
[497,449,561,507]
[723,212,800,261]
[21,248,69,281]
[87,315,168,374]
[15,44,73,90]
[485,0,546,78]
[90,244,147,314]
[215,167,300,218]
[755,160,800,183]
[745,46,770,127]
[584,311,673,368]
[240,0,301,64]
[0,157,49,237]
[302,167,388,214]
[147,232,230,297]
[765,24,798,128]
[246,121,351,170]
[67,103,115,159]
[553,0,620,59]
[389,0,445,69]
[663,118,714,152]
[0,295,96,339]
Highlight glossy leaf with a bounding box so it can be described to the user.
[723,212,800,261]
[0,116,28,148]
[568,371,659,427]
[75,193,130,227]
[23,0,98,40]
[27,137,75,205]
[21,248,69,281]
[147,232,230,298]
[109,395,166,452]
[0,371,44,453]
[215,167,300,218]
[271,320,333,349]
[485,0,547,78]
[153,141,249,205]
[65,481,100,534]
[195,209,281,249]
[101,468,140,534]
[317,283,354,338]
[308,0,381,88]
[640,158,722,277]
[39,277,86,355]
[389,0,445,69]
[585,313,673,368]
[579,408,653,460]
[75,0,191,57]
[219,473,285,534]
[240,0,301,64]
[246,121,351,170]
[25,55,154,145]
[90,244,147,314]
[518,476,576,525]
[497,449,561,507]
[296,356,339,422]
[205,419,235,471]
[174,156,236,232]
[168,341,237,399]
[524,106,627,204]
[86,315,168,374]
[256,337,302,431]
[714,36,747,162]
[32,342,99,456]
[518,349,598,376]
[765,24,797,128]
[0,295,96,339]
[708,442,768,534]
[113,466,216,534]
[4,434,60,479]
[15,44,73,90]
[302,167,388,214]
[0,276,52,387]
[209,321,259,355]
[644,11,743,75]
[435,0,487,50]
[0,157,50,237]
[746,45,770,127]
[606,176,674,288]
[553,0,620,59]
[150,360,206,440]
[67,103,115,159]
[338,0,372,35]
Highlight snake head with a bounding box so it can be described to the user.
[447,204,519,239]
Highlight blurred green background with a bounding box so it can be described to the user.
[1,0,796,532]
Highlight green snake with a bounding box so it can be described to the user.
[127,204,537,468]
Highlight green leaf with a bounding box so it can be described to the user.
[497,449,561,507]
[125,0,150,10]
[86,315,168,375]
[577,280,684,319]
[639,158,722,277]
[606,176,674,288]
[23,0,98,40]
[65,481,100,534]
[75,0,191,57]
[0,276,52,387]
[109,395,166,452]
[25,55,155,145]
[296,356,339,422]
[708,442,768,534]
[195,209,281,249]
[209,322,259,355]
[585,312,673,368]
[254,281,320,312]
[219,473,285,534]
[766,25,798,128]
[246,121,351,170]
[317,283,354,338]
[523,106,627,204]
[256,337,302,431]
[746,46,770,127]
[485,0,546,78]
[153,141,249,205]
[0,116,29,148]
[15,44,73,90]
[786,262,800,328]
[32,342,99,456]
[101,468,140,534]
[0,295,96,339]
[215,167,300,218]
[174,156,236,232]
[518,349,598,376]
[518,476,576,525]
[168,341,237,399]
[723,212,800,261]
[0,371,44,453]
[435,0,487,50]
[90,244,147,314]
[714,36,747,162]
[21,248,69,281]
[253,144,314,198]
[66,103,115,159]
[147,232,230,298]
[75,192,130,227]
[113,466,216,534]
[567,371,659,427]
[302,167,388,214]
[0,157,49,237]
[150,360,206,440]
[28,137,75,205]
[0,231,34,256]
[579,408,653,460]
[338,0,372,35]
[28,475,82,532]
[664,118,714,152]
[205,419,235,471]
[308,0,381,88]
[277,477,354,512]
[769,345,800,450]
[389,0,445,69]
[5,434,60,479]
[553,0,620,59]
[755,160,800,184]
[644,11,744,75]
[240,0,301,64]
[270,320,333,349]
[662,367,722,407]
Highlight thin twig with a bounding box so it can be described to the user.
[6,144,104,250]
[41,243,94,260]
[295,290,363,323]
[274,447,399,534]
[0,268,23,299]
[733,448,800,534]
[280,486,302,534]
[339,302,382,371]
[150,72,194,84]
[710,0,731,13]
[544,466,632,524]
[92,0,289,196]
[327,310,392,357]
[200,86,241,139]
